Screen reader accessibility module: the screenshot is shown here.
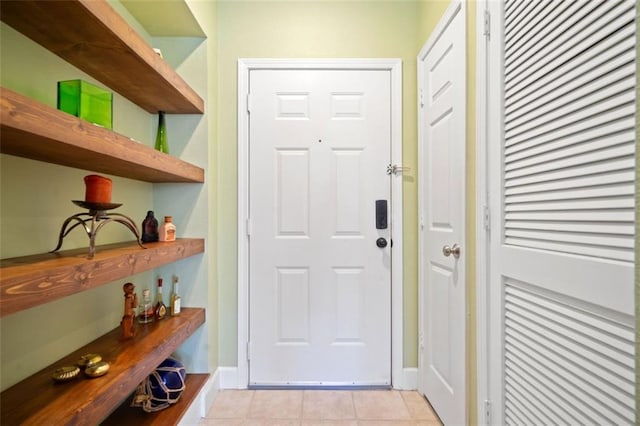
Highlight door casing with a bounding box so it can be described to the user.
[475,2,491,424]
[237,58,404,389]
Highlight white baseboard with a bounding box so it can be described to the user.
[219,366,241,389]
[397,367,418,390]
[178,369,221,425]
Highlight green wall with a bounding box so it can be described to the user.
[216,0,422,369]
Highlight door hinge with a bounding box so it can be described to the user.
[483,10,491,39]
[246,93,251,114]
[246,218,252,237]
[246,341,251,361]
[484,400,492,425]
[483,205,490,231]
[419,88,424,109]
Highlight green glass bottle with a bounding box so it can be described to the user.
[154,111,169,153]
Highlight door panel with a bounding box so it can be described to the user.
[249,69,391,386]
[486,0,637,424]
[418,1,466,425]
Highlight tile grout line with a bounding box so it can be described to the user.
[246,389,255,419]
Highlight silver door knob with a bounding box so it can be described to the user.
[442,243,461,259]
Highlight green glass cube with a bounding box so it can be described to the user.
[57,80,112,129]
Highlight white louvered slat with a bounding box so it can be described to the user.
[506,221,634,236]
[505,157,634,188]
[503,281,636,425]
[507,27,636,129]
[505,62,636,135]
[505,128,634,171]
[504,237,633,262]
[505,1,633,94]
[506,182,634,204]
[504,210,634,222]
[505,197,634,213]
[505,143,634,179]
[505,91,635,148]
[504,229,633,252]
[505,356,595,424]
[506,42,635,123]
[505,289,636,364]
[504,104,635,156]
[505,368,556,424]
[505,0,569,55]
[504,169,635,196]
[505,0,601,80]
[506,342,631,424]
[507,284,636,358]
[505,317,635,397]
[504,0,554,55]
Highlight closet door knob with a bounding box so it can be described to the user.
[442,243,461,259]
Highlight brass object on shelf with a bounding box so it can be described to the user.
[77,353,102,369]
[85,361,110,378]
[52,366,80,382]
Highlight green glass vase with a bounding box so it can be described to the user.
[154,111,169,153]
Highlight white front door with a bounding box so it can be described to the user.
[482,1,637,424]
[248,68,392,386]
[418,1,466,425]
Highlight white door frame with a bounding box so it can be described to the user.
[237,58,404,389]
[475,1,491,424]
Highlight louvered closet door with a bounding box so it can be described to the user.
[488,0,637,424]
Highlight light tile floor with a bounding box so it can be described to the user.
[200,390,443,426]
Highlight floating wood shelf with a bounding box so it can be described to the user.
[1,2,209,423]
[0,238,205,317]
[103,373,209,425]
[0,0,204,114]
[0,308,206,425]
[0,88,205,183]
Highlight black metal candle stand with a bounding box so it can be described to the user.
[51,201,145,259]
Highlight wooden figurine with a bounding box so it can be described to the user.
[121,282,138,339]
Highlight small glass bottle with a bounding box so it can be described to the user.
[159,216,176,242]
[141,210,159,243]
[138,289,154,324]
[170,275,181,316]
[154,111,169,154]
[154,277,167,320]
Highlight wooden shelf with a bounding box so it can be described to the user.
[0,0,204,114]
[0,308,206,425]
[0,238,205,317]
[103,373,209,425]
[0,88,205,183]
[1,2,209,424]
